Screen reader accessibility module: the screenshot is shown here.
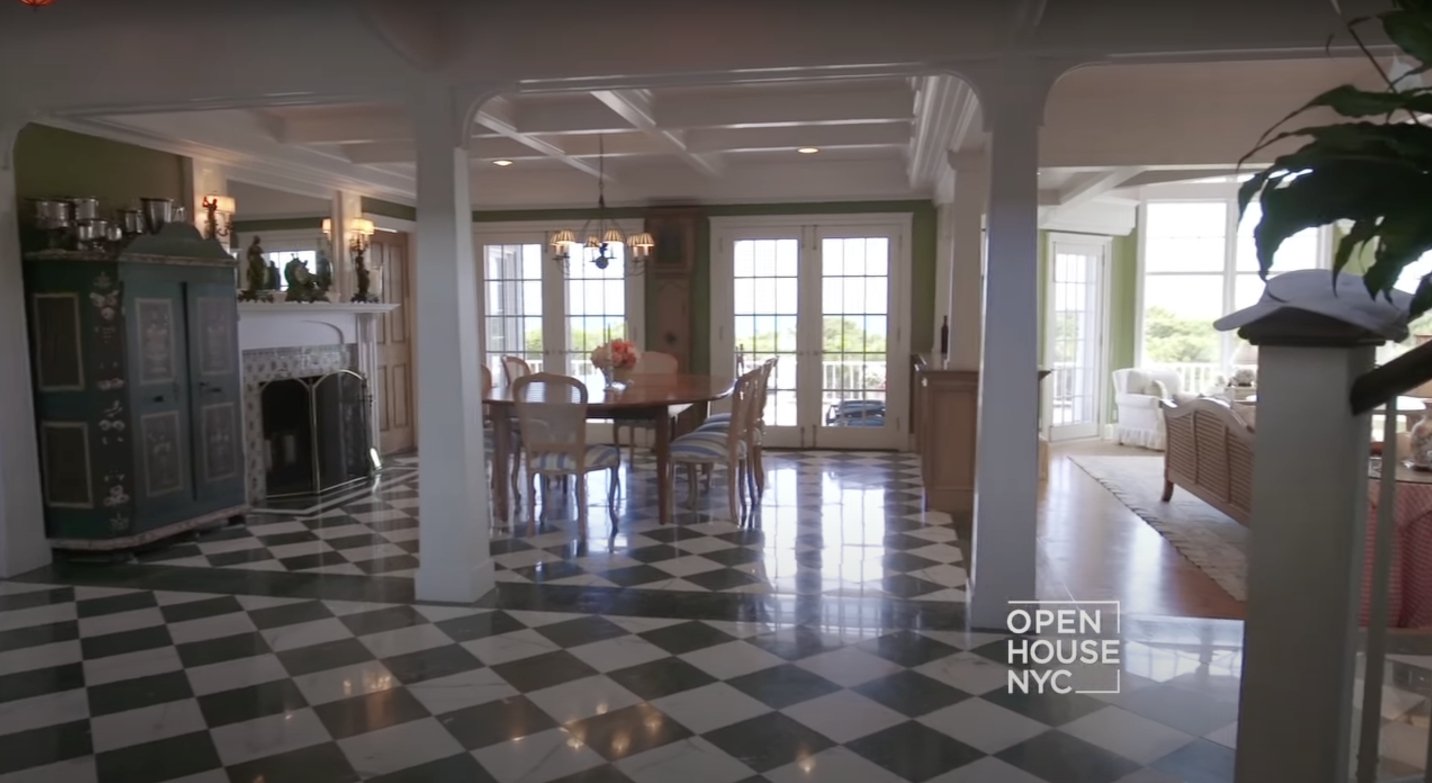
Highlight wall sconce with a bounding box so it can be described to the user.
[349,218,375,254]
[347,218,380,304]
[199,194,237,246]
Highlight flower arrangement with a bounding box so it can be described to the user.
[591,338,639,371]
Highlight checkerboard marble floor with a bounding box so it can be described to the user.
[9,450,1432,781]
[131,451,965,603]
[4,577,1431,783]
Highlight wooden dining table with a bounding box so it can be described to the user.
[484,373,733,525]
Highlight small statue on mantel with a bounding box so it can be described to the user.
[283,255,325,302]
[351,251,379,303]
[266,259,281,291]
[314,244,334,295]
[238,236,273,302]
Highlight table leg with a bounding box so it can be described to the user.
[492,412,511,523]
[656,410,672,525]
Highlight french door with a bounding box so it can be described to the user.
[1043,233,1110,442]
[711,216,910,450]
[474,226,644,384]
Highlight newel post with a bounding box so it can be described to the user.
[1221,271,1408,783]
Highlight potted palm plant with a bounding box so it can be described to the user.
[1240,0,1432,318]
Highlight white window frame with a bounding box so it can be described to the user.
[473,221,646,376]
[707,212,914,449]
[1043,231,1113,441]
[1133,183,1331,379]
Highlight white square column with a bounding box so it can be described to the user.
[0,120,49,577]
[411,86,494,604]
[965,63,1051,629]
[947,155,988,371]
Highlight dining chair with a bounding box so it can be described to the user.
[670,368,759,521]
[698,357,776,496]
[511,373,620,528]
[501,355,533,387]
[614,351,679,462]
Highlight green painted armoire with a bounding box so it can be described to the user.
[24,224,248,550]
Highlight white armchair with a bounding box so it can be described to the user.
[1112,368,1193,450]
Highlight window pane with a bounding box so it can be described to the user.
[1236,201,1320,272]
[564,243,628,375]
[1141,275,1222,365]
[1144,202,1228,273]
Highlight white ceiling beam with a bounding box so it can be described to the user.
[906,75,978,190]
[684,123,909,154]
[342,137,540,165]
[656,87,913,130]
[1040,166,1146,223]
[276,110,413,145]
[590,89,722,176]
[1120,168,1242,188]
[514,97,637,135]
[475,96,607,180]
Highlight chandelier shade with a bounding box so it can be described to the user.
[551,135,650,275]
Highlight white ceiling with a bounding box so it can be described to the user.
[55,55,1377,213]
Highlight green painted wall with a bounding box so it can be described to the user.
[474,200,937,373]
[363,197,416,222]
[231,216,324,233]
[1036,227,1140,421]
[14,124,186,211]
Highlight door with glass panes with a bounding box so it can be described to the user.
[710,217,910,450]
[475,228,643,386]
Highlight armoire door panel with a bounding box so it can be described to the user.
[123,271,193,525]
[185,280,245,507]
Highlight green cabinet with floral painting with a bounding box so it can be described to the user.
[23,225,247,550]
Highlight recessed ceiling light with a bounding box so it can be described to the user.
[492,159,514,167]
[797,147,820,155]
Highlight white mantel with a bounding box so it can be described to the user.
[238,301,399,352]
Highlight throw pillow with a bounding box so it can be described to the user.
[1148,379,1170,400]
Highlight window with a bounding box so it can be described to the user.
[1139,198,1325,394]
[476,226,643,382]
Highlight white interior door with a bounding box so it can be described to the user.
[713,228,805,448]
[712,216,910,450]
[1044,233,1110,442]
[810,227,907,449]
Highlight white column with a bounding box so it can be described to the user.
[967,63,1049,629]
[411,84,493,603]
[331,190,363,299]
[1235,335,1375,782]
[948,155,987,371]
[0,119,50,577]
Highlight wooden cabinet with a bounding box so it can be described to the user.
[643,208,699,371]
[25,225,247,550]
[912,354,978,514]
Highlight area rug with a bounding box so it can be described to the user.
[1068,454,1248,601]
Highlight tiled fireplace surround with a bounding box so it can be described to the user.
[236,302,396,503]
[241,344,357,503]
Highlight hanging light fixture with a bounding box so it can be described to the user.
[551,135,652,274]
[18,0,55,7]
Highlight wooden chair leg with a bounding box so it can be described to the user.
[1161,480,1175,502]
[577,474,588,533]
[727,460,740,522]
[752,442,765,495]
[686,464,698,510]
[702,463,713,491]
[607,466,620,510]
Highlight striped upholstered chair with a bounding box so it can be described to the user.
[671,368,760,521]
[697,357,775,496]
[511,374,620,527]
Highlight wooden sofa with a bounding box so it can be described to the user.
[1159,398,1256,525]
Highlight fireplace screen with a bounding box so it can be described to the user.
[261,370,372,497]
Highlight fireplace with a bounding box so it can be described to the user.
[261,370,372,497]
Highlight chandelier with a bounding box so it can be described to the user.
[551,136,654,274]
